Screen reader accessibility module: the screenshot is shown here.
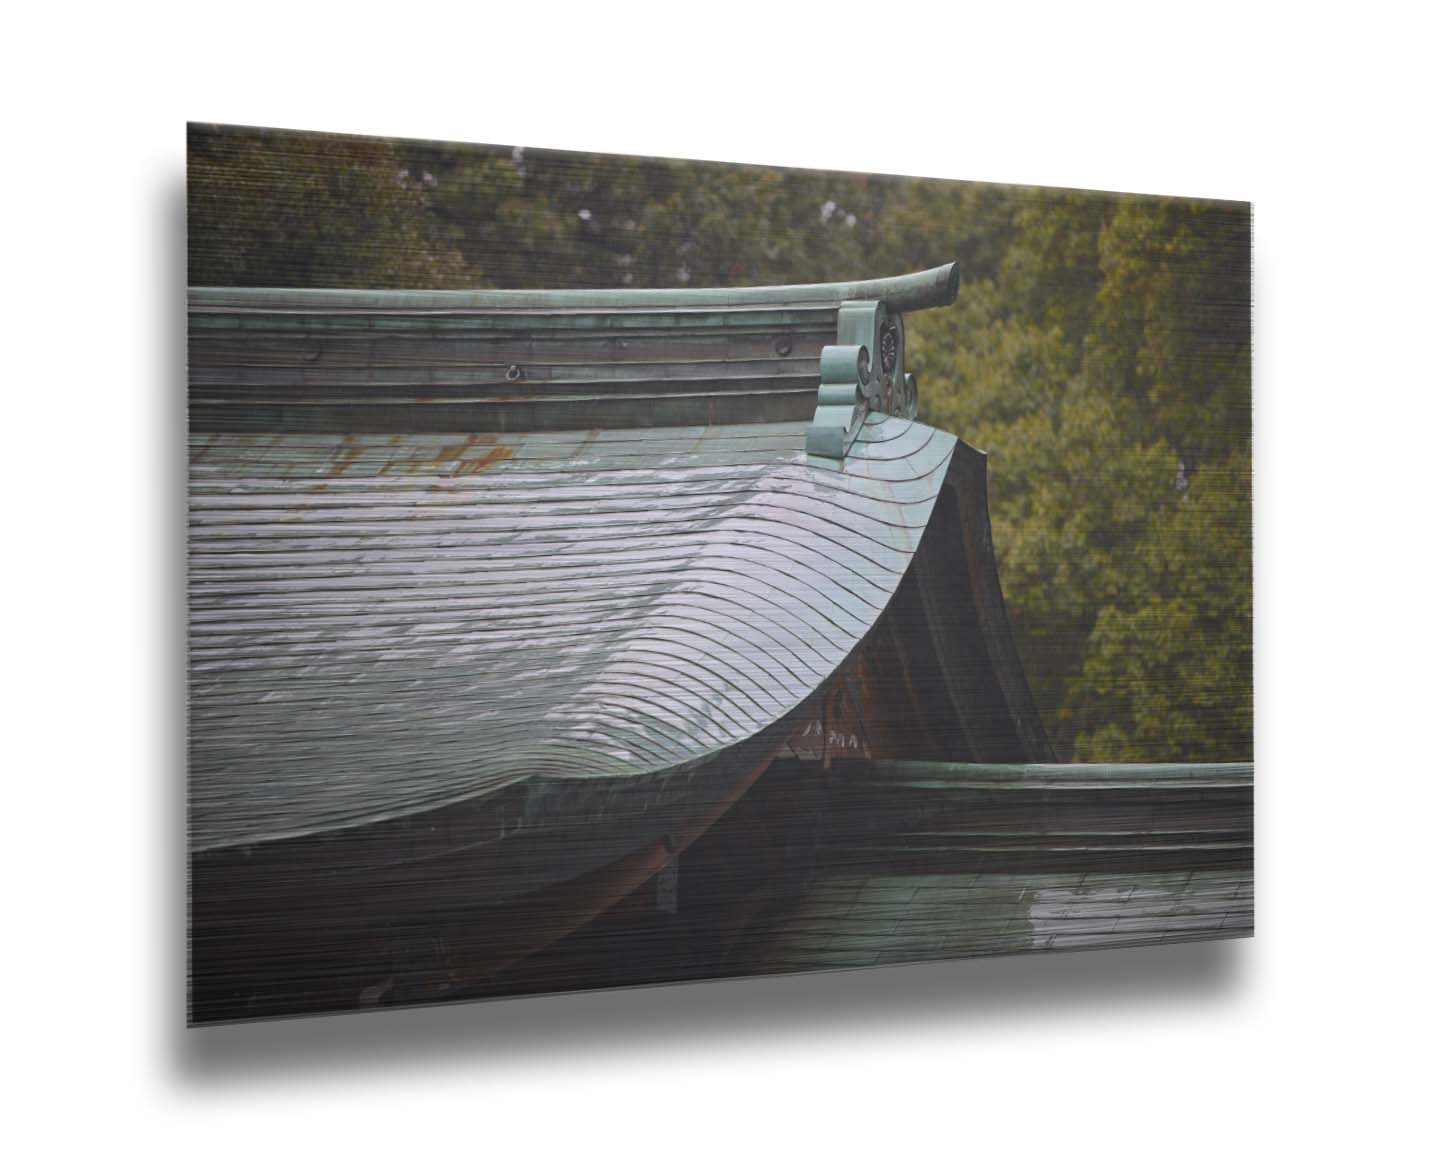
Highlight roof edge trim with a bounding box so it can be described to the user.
[188,263,961,314]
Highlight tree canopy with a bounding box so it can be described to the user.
[188,123,1251,763]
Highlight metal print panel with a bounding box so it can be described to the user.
[186,124,1252,1024]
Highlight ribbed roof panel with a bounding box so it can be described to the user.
[189,414,957,850]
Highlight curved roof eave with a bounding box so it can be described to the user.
[188,413,959,852]
[188,263,961,314]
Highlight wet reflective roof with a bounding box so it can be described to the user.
[189,414,958,850]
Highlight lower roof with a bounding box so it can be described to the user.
[188,414,957,851]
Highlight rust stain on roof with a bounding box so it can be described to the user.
[452,444,513,476]
[323,435,365,478]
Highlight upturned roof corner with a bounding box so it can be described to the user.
[802,263,957,459]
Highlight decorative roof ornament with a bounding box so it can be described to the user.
[806,300,919,458]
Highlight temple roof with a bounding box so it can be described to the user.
[186,265,1086,1019]
[187,263,1052,861]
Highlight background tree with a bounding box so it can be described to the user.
[187,124,465,287]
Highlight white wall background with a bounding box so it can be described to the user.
[5,4,1436,1147]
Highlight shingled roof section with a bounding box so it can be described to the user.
[189,414,957,852]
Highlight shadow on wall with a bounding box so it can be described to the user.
[172,939,1247,1084]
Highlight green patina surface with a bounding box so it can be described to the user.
[189,263,960,314]
[189,265,956,455]
[866,760,1253,787]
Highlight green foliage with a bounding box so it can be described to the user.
[187,126,1251,762]
[187,125,465,288]
[911,192,1251,760]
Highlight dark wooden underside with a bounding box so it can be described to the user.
[190,757,1251,1021]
